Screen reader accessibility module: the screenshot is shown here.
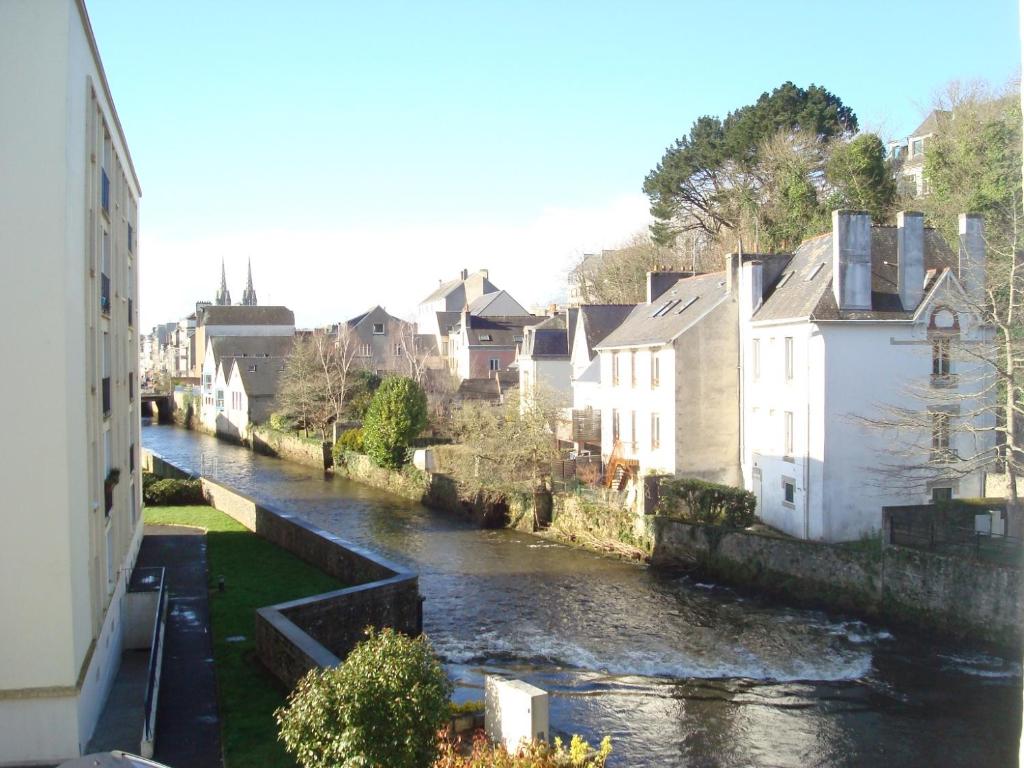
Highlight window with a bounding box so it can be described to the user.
[102,333,111,416]
[442,341,449,356]
[629,410,637,452]
[100,231,111,315]
[101,136,111,214]
[784,337,794,381]
[630,351,637,387]
[359,343,371,356]
[513,335,523,343]
[932,338,951,377]
[248,363,257,372]
[932,487,953,503]
[784,411,794,457]
[216,389,224,411]
[911,138,924,157]
[372,323,385,335]
[393,343,402,356]
[651,413,661,449]
[127,223,134,253]
[783,477,796,506]
[612,409,620,442]
[752,339,760,381]
[489,358,500,371]
[651,354,660,388]
[612,353,620,386]
[203,374,212,387]
[479,333,493,342]
[931,411,951,459]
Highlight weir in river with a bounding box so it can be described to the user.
[143,423,1022,767]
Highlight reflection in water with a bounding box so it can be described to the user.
[143,424,1022,767]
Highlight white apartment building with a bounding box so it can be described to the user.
[740,211,993,541]
[0,1,143,763]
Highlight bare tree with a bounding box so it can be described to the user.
[276,329,358,441]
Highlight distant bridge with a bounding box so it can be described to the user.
[140,391,174,423]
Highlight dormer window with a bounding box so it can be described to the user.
[479,333,493,342]
[248,364,257,372]
[372,323,385,335]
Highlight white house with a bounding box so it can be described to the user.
[740,211,993,542]
[0,1,144,762]
[200,335,292,436]
[518,312,574,408]
[593,271,742,486]
[193,304,295,376]
[220,355,287,441]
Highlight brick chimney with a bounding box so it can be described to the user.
[958,213,986,305]
[897,211,925,311]
[832,210,872,311]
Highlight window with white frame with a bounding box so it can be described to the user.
[931,411,951,459]
[612,409,620,442]
[932,337,951,377]
[372,323,385,334]
[612,353,620,386]
[630,351,637,388]
[651,412,660,449]
[629,410,637,452]
[651,353,660,388]
[489,358,500,371]
[782,477,796,506]
[784,337,794,381]
[752,339,760,381]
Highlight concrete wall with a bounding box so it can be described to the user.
[651,516,1023,649]
[143,450,422,689]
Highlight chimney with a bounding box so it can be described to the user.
[480,269,489,280]
[832,210,872,311]
[739,260,764,319]
[958,213,986,305]
[647,270,693,304]
[896,211,925,310]
[460,268,468,281]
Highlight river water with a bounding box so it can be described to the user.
[143,424,1022,767]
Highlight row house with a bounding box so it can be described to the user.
[193,304,295,376]
[342,305,414,375]
[200,335,293,438]
[448,311,536,380]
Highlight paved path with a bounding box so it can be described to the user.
[141,525,222,768]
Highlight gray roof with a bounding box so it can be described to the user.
[435,311,461,337]
[577,304,635,357]
[199,305,295,326]
[522,314,569,358]
[596,273,729,349]
[230,356,285,397]
[753,226,957,323]
[460,315,536,347]
[910,109,949,139]
[210,336,294,369]
[347,305,404,329]
[421,271,498,304]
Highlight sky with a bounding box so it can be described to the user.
[85,0,1021,330]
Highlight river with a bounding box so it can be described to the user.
[142,423,1022,767]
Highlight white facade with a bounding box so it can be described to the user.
[740,213,994,541]
[0,1,143,762]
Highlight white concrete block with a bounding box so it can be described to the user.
[484,676,549,752]
[412,448,437,472]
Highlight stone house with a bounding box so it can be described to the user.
[343,305,413,375]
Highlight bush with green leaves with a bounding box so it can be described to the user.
[275,627,452,768]
[657,477,756,528]
[332,428,365,464]
[143,477,205,506]
[363,376,428,469]
[435,732,612,767]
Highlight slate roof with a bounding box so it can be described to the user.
[595,273,730,349]
[209,336,294,372]
[460,315,536,347]
[230,357,284,397]
[435,311,462,337]
[576,304,635,357]
[467,290,526,315]
[422,277,463,303]
[521,314,569,358]
[753,226,957,323]
[911,109,949,138]
[199,305,295,326]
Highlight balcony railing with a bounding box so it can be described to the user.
[100,273,111,316]
[572,408,601,444]
[102,376,111,416]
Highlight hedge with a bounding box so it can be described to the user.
[657,477,756,528]
[143,476,206,506]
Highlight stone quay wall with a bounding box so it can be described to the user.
[141,448,421,688]
[652,516,1024,650]
[250,426,332,471]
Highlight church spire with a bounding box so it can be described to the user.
[215,258,232,305]
[241,258,258,306]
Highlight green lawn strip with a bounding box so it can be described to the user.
[144,506,346,768]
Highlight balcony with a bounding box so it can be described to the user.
[100,273,111,316]
[102,376,111,416]
[128,298,134,327]
[104,468,119,516]
[572,408,602,444]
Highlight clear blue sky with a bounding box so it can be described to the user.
[85,0,1021,328]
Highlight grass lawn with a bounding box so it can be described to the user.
[144,505,345,768]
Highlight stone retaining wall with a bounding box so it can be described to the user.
[141,448,421,688]
[251,426,331,471]
[652,516,1023,649]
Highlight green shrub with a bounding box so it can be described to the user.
[657,477,756,528]
[268,411,291,432]
[332,428,365,464]
[276,627,452,768]
[143,478,205,506]
[363,376,428,469]
[448,699,484,717]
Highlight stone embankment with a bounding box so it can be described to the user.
[652,517,1024,650]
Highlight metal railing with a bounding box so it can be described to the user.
[141,567,167,748]
[100,273,111,315]
[887,514,1022,567]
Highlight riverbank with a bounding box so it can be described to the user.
[163,424,1024,652]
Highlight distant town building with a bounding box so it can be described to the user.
[341,305,413,374]
[241,258,258,307]
[215,257,232,306]
[888,110,947,198]
[0,1,144,762]
[194,304,295,376]
[200,335,293,438]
